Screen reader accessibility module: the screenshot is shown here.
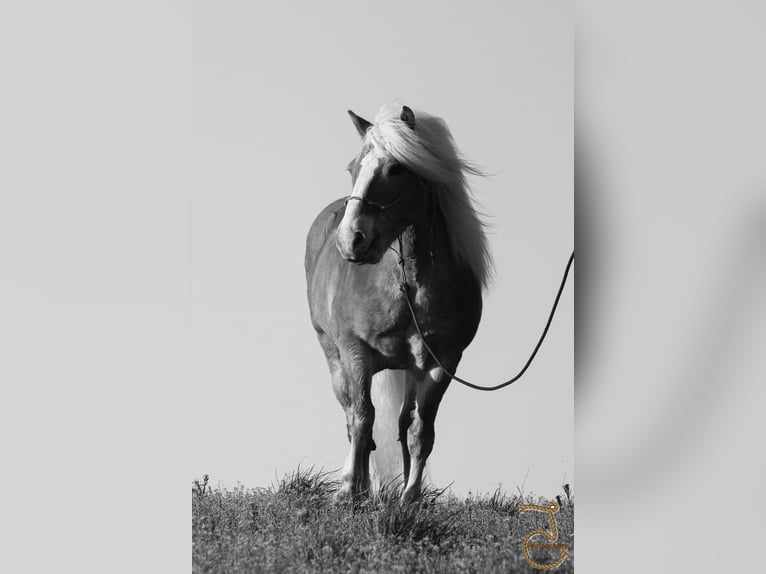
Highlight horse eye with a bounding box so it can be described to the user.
[388,163,406,176]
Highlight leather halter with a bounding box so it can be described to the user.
[343,184,411,212]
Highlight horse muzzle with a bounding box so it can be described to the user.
[336,229,378,264]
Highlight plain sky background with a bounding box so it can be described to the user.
[193,1,573,497]
[3,2,763,573]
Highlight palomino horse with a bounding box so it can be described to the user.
[305,103,491,503]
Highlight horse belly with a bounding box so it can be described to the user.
[348,297,413,368]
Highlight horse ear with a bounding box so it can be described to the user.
[400,105,416,130]
[347,110,372,137]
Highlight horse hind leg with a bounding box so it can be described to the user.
[398,372,417,489]
[401,366,451,504]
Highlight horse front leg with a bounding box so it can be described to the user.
[331,348,375,500]
[401,366,451,504]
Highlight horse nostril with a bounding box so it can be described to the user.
[352,231,366,249]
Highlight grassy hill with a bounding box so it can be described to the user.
[192,468,574,573]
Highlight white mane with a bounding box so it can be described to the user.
[365,103,493,289]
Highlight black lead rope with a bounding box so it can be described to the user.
[396,236,574,391]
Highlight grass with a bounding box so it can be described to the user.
[192,467,574,573]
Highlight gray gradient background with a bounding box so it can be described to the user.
[577,2,766,572]
[1,1,764,573]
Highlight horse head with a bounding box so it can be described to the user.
[336,106,424,264]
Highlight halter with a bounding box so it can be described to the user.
[343,185,411,212]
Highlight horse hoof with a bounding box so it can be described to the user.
[334,483,371,504]
[400,488,421,505]
[334,486,354,503]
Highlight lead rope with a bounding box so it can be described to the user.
[395,235,574,391]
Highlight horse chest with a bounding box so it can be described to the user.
[360,284,459,370]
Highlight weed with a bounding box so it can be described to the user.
[192,468,574,573]
[192,474,209,498]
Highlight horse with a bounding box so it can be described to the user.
[305,103,491,503]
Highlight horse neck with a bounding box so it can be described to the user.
[398,192,450,280]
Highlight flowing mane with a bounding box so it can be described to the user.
[364,103,493,289]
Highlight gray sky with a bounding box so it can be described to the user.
[192,1,572,496]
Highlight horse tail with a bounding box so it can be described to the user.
[370,369,409,492]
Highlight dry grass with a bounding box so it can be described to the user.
[192,467,574,573]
